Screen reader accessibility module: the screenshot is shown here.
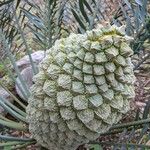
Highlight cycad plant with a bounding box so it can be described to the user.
[0,0,150,150]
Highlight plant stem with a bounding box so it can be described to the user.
[0,135,35,142]
[11,141,36,150]
[0,97,27,122]
[3,98,26,117]
[143,100,150,119]
[0,141,25,147]
[89,141,150,148]
[12,4,38,75]
[47,0,52,48]
[0,114,14,122]
[110,118,150,130]
[0,29,31,99]
[101,127,131,136]
[0,81,26,109]
[0,135,34,142]
[0,119,27,131]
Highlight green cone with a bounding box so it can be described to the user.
[27,25,136,150]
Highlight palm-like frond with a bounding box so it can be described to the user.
[0,0,35,60]
[70,0,149,53]
[21,0,68,50]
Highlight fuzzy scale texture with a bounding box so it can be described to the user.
[27,25,136,150]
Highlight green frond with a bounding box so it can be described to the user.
[0,97,26,122]
[0,29,31,99]
[0,118,27,130]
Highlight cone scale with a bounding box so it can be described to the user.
[27,25,135,150]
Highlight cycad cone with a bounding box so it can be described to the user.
[27,25,136,150]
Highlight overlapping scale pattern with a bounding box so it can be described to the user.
[27,25,136,150]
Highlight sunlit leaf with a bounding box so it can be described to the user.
[71,8,86,31]
[135,0,143,6]
[79,0,90,23]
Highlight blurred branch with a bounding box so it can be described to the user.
[110,118,150,130]
[89,141,150,149]
[0,135,34,142]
